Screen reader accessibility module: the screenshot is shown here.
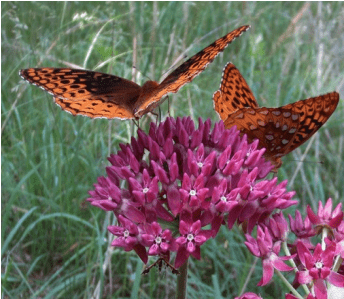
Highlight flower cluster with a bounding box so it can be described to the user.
[88,117,297,268]
[244,198,344,299]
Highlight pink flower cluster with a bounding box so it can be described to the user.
[88,117,297,268]
[244,198,344,299]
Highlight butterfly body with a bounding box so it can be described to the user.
[213,62,339,169]
[133,80,162,117]
[20,25,250,120]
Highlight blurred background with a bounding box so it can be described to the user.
[2,2,344,298]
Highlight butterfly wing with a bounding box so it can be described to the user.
[224,92,339,168]
[213,62,258,120]
[134,25,251,118]
[20,68,142,119]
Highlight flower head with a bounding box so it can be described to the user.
[88,117,296,267]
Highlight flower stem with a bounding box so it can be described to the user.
[275,269,303,299]
[176,260,188,299]
[282,241,297,270]
[239,257,258,296]
[282,241,310,295]
[333,255,343,272]
[321,227,329,250]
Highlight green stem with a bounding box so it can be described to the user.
[282,241,310,295]
[275,269,303,299]
[239,257,258,296]
[282,241,297,270]
[176,260,188,299]
[333,255,343,272]
[321,227,329,250]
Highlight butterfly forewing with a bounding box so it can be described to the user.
[20,68,141,119]
[213,62,258,120]
[280,92,339,153]
[134,25,251,117]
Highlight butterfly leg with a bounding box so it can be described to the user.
[166,95,171,117]
[149,110,160,125]
[132,118,140,128]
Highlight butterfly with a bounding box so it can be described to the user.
[213,62,340,169]
[20,25,250,120]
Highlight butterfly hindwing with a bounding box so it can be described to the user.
[53,96,137,119]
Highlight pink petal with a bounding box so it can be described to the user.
[328,271,344,287]
[133,244,148,264]
[175,246,189,268]
[257,259,274,286]
[323,198,333,219]
[179,220,189,235]
[191,245,201,260]
[187,241,196,253]
[307,205,320,224]
[271,256,294,272]
[314,279,327,299]
[148,243,160,255]
[298,270,312,284]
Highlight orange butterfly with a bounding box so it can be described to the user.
[20,25,250,120]
[213,62,339,169]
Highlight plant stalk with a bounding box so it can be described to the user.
[176,260,188,299]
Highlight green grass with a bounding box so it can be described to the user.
[2,2,344,298]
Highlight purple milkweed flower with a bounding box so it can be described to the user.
[245,226,294,286]
[235,292,263,299]
[307,198,343,231]
[88,117,297,268]
[296,241,344,299]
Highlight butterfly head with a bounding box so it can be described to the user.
[134,80,161,118]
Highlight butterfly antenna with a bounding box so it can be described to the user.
[292,159,324,165]
[160,54,188,81]
[132,66,153,82]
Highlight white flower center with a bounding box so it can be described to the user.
[187,234,194,241]
[123,229,129,238]
[197,162,203,167]
[143,187,149,193]
[108,196,112,201]
[189,190,197,196]
[155,236,162,244]
[315,261,323,269]
[221,196,227,202]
